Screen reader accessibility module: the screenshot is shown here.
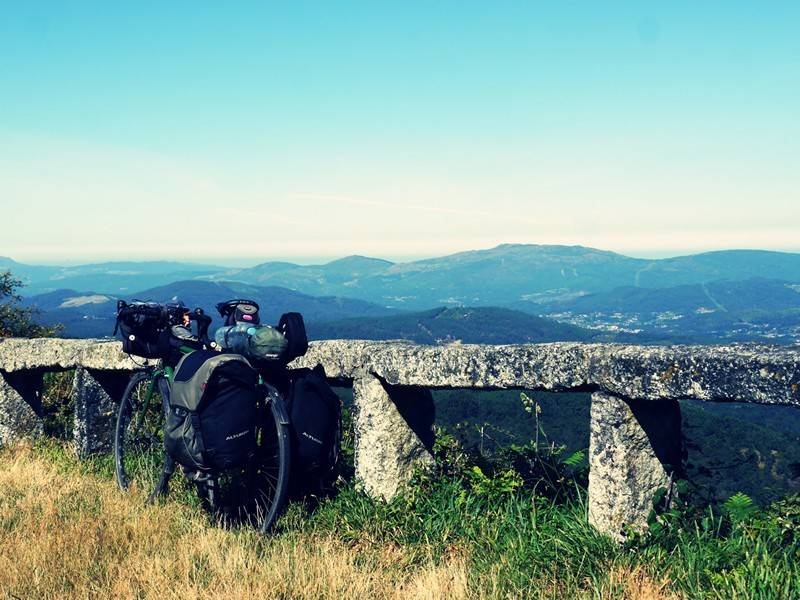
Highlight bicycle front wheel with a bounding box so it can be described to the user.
[114,370,168,495]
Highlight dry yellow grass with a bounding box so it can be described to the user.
[0,444,467,599]
[0,444,676,600]
[596,566,680,600]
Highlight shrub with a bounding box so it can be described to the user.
[0,271,60,337]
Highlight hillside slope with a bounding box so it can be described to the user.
[22,281,398,338]
[309,306,595,344]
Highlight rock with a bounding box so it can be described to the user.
[588,392,682,539]
[0,371,43,447]
[72,368,130,457]
[351,372,435,499]
[298,341,800,406]
[0,338,154,372]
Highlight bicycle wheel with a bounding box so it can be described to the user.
[206,386,292,532]
[114,370,169,495]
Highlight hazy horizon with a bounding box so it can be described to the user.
[5,242,800,269]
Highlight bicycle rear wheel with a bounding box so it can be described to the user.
[114,370,169,495]
[205,386,292,532]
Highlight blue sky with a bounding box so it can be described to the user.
[1,2,798,263]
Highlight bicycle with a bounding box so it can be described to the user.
[113,302,292,532]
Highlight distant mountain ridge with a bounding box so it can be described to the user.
[8,245,800,307]
[210,245,800,309]
[7,244,800,344]
[3,257,227,296]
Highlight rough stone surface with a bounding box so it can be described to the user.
[297,341,800,406]
[72,368,130,457]
[3,338,798,405]
[588,392,682,539]
[0,371,43,447]
[351,371,435,499]
[0,338,154,372]
[292,339,377,382]
[587,344,800,404]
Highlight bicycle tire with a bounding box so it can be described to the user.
[257,387,292,532]
[202,386,292,533]
[114,369,169,495]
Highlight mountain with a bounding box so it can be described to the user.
[0,256,64,284]
[544,278,800,315]
[214,245,800,310]
[309,306,596,344]
[219,245,644,307]
[134,280,397,323]
[24,285,597,345]
[8,245,800,309]
[9,245,800,343]
[207,255,396,297]
[635,250,800,288]
[528,278,800,344]
[20,289,119,338]
[22,281,398,338]
[3,258,228,295]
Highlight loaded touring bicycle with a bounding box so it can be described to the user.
[113,298,333,532]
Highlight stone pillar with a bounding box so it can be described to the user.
[351,371,435,499]
[72,368,129,457]
[588,391,683,540]
[0,370,44,447]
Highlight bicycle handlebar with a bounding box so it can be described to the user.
[189,308,213,344]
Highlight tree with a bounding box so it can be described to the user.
[0,271,61,337]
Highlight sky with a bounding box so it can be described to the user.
[1,1,798,264]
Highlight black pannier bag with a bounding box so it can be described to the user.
[277,312,308,362]
[165,350,260,472]
[286,364,341,494]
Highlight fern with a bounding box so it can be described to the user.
[560,450,586,467]
[723,492,756,523]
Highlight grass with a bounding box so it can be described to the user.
[2,439,798,599]
[0,443,468,600]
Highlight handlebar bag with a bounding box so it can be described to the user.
[115,302,172,359]
[165,351,259,472]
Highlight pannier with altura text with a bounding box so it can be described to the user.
[165,350,260,472]
[286,364,341,494]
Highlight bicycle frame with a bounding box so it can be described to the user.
[131,363,175,438]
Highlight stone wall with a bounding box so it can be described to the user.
[1,337,798,539]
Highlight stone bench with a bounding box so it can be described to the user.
[1,337,798,539]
